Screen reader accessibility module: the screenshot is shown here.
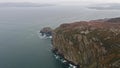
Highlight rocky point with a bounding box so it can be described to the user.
[52,17,120,68]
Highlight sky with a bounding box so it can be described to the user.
[0,0,120,5]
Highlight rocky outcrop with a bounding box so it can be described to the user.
[52,18,120,68]
[40,27,53,37]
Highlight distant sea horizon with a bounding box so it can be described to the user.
[0,2,56,7]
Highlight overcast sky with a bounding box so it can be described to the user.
[0,0,120,5]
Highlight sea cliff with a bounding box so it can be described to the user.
[52,18,120,68]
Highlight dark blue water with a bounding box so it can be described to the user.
[0,5,120,68]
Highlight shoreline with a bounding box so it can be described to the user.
[51,48,80,68]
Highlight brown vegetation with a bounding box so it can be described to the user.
[52,17,120,68]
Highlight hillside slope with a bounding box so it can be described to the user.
[52,18,120,68]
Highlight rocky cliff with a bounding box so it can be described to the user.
[52,18,120,68]
[40,27,53,37]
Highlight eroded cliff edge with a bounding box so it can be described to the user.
[52,18,120,68]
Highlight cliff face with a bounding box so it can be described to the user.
[52,18,120,68]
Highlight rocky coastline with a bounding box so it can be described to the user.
[40,27,53,38]
[52,17,120,68]
[52,48,80,68]
[40,27,80,68]
[40,17,120,68]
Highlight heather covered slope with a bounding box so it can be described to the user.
[52,18,120,68]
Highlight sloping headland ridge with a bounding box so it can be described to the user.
[52,17,120,68]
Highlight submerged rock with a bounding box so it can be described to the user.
[52,17,120,68]
[40,27,53,38]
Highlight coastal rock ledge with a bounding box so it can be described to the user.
[40,27,53,38]
[52,17,120,68]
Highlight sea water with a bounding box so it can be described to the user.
[0,5,120,68]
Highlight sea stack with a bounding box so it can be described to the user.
[40,27,53,37]
[52,17,120,68]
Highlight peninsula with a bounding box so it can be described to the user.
[52,17,120,68]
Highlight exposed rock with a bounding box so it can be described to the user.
[40,27,53,37]
[52,17,120,68]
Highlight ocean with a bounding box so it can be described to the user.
[0,5,120,68]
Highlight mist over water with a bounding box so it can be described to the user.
[0,5,120,68]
